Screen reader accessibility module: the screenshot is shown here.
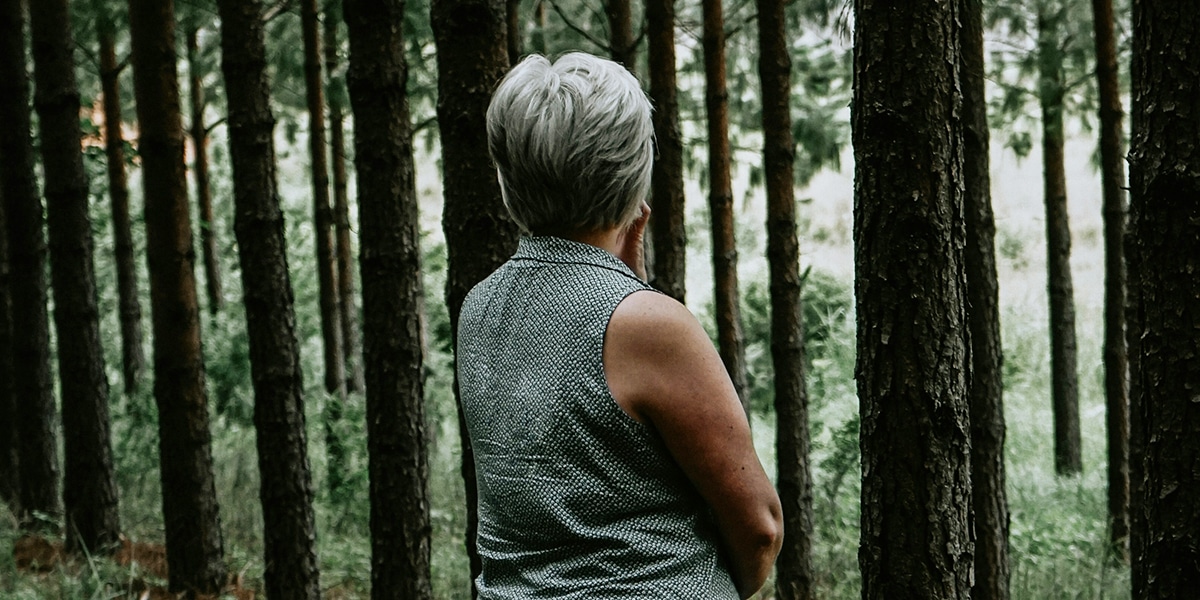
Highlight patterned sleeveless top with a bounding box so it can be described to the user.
[456,236,738,599]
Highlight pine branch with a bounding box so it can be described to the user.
[205,117,228,135]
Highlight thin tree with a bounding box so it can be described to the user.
[322,0,358,501]
[702,0,750,409]
[0,0,60,530]
[1128,0,1200,594]
[1036,1,1083,476]
[344,0,433,596]
[186,18,224,316]
[506,0,521,63]
[0,194,17,509]
[129,0,226,592]
[645,0,685,302]
[432,0,520,594]
[756,0,814,596]
[217,1,322,596]
[30,0,121,555]
[97,0,145,396]
[304,0,347,398]
[606,0,635,73]
[853,0,974,597]
[963,0,1011,596]
[1090,0,1129,560]
[324,0,363,395]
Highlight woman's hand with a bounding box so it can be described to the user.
[616,201,651,280]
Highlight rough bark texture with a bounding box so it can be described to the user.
[186,25,223,317]
[305,0,347,397]
[852,0,974,597]
[30,0,121,555]
[129,0,227,592]
[1090,0,1130,560]
[757,0,814,596]
[217,1,322,596]
[0,184,17,509]
[431,0,520,595]
[962,0,1010,597]
[645,0,685,302]
[1128,0,1200,595]
[99,10,146,397]
[323,0,357,499]
[343,1,433,596]
[0,0,61,529]
[702,0,749,410]
[1036,8,1083,477]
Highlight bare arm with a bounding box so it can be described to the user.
[604,290,783,598]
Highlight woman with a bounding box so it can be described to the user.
[457,52,782,599]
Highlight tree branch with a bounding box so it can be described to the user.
[546,0,610,52]
[205,117,228,135]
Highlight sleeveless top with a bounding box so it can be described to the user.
[456,236,738,599]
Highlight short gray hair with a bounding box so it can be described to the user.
[487,52,653,235]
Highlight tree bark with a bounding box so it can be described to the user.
[99,7,146,397]
[1037,6,1083,477]
[0,0,61,530]
[217,1,322,596]
[853,0,974,597]
[606,0,635,73]
[1090,0,1130,561]
[645,0,685,303]
[1128,0,1200,595]
[962,0,1011,597]
[186,24,223,317]
[323,0,358,502]
[0,185,18,510]
[304,0,347,398]
[702,0,749,411]
[343,0,433,596]
[129,0,227,592]
[757,0,814,596]
[432,0,520,595]
[30,0,121,555]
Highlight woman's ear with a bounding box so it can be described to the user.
[617,201,651,280]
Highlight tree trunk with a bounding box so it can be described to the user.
[1128,0,1200,594]
[186,24,223,317]
[217,1,322,596]
[853,0,973,597]
[0,189,18,510]
[606,0,635,73]
[0,0,60,530]
[30,0,121,555]
[1037,7,1083,477]
[304,0,347,398]
[962,0,1011,597]
[757,0,814,596]
[1090,0,1130,561]
[701,0,749,410]
[532,0,548,55]
[323,0,358,502]
[431,0,520,595]
[646,0,685,303]
[343,1,433,596]
[129,0,227,592]
[506,0,521,64]
[99,8,145,397]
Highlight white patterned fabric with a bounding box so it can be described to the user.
[457,236,738,599]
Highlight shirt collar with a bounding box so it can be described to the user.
[512,235,642,282]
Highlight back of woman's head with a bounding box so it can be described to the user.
[486,52,653,235]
